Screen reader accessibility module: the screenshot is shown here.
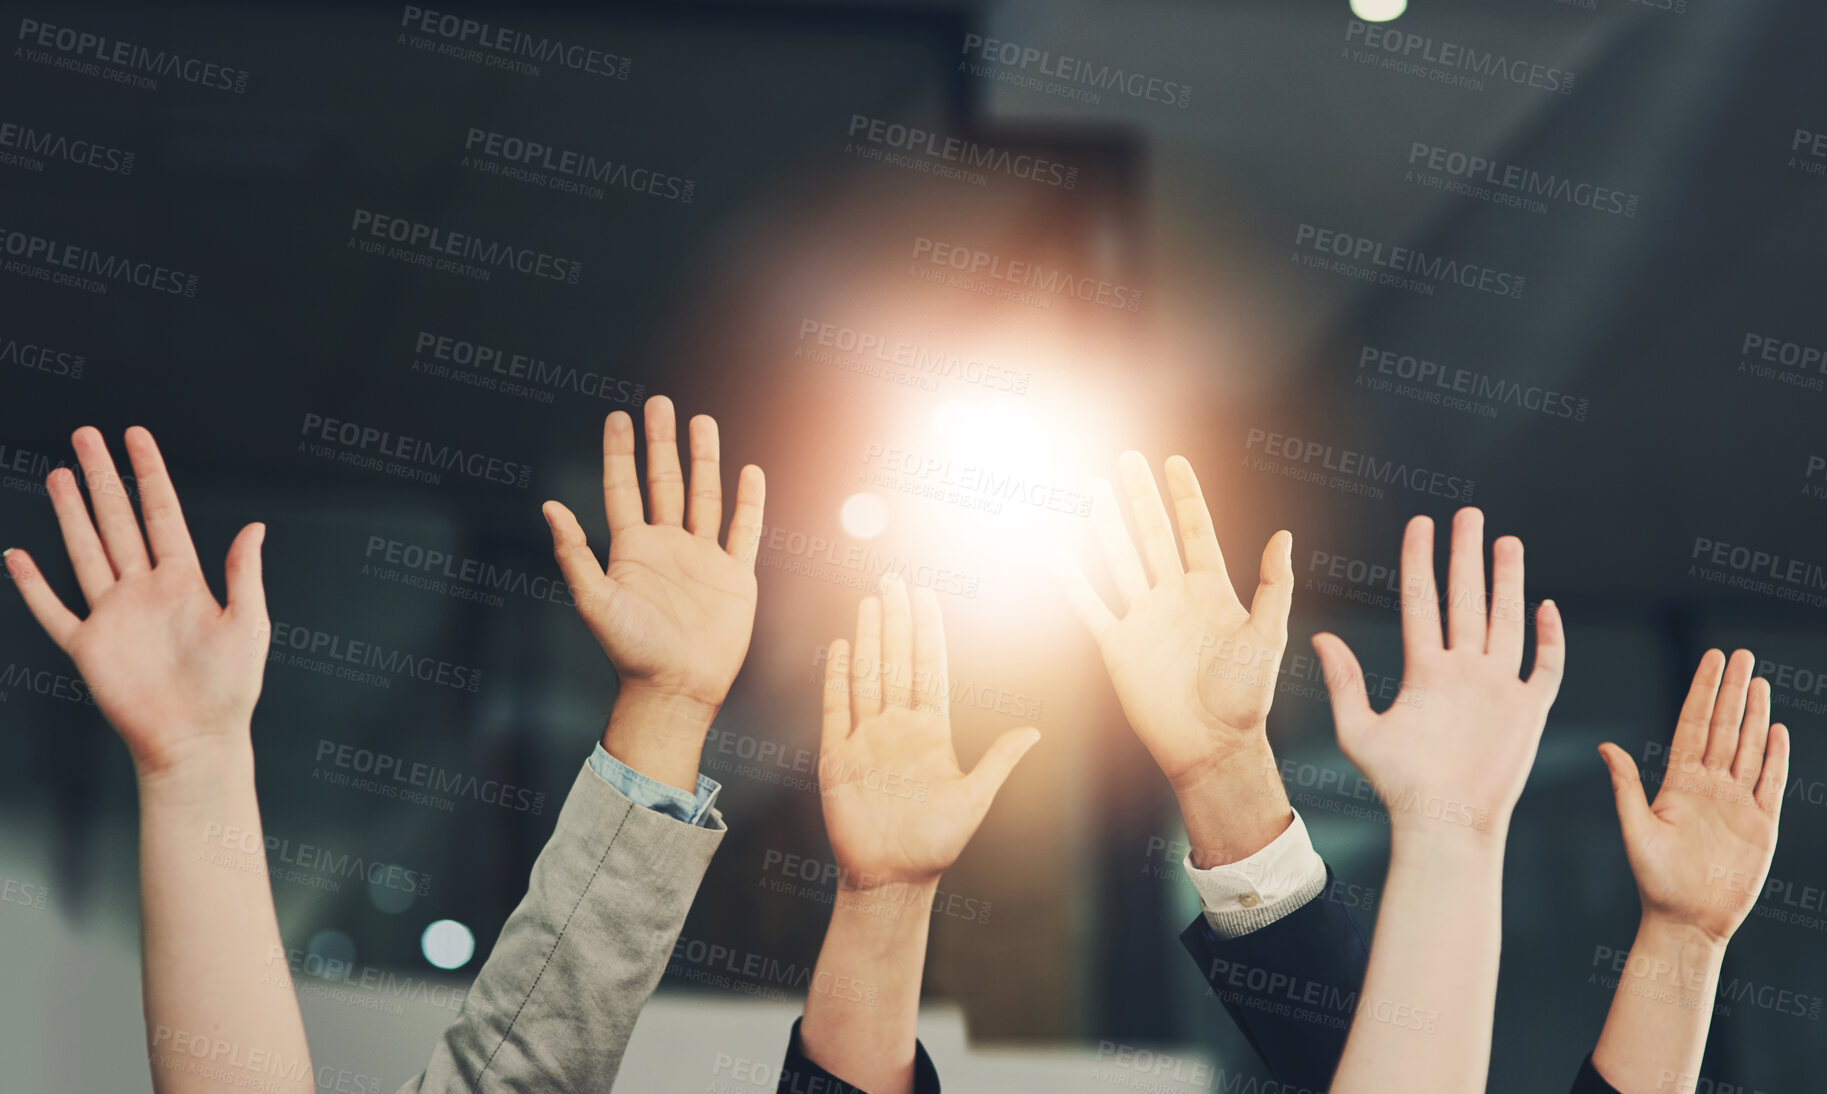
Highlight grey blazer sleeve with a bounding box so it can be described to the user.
[397,760,725,1093]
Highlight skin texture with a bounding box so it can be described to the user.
[1589,649,1789,1094]
[542,396,766,792]
[1313,508,1565,1094]
[6,426,311,1094]
[1056,452,1298,867]
[797,576,1038,1094]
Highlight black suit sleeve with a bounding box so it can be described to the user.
[776,1017,941,1094]
[1568,1055,1623,1094]
[1178,865,1370,1091]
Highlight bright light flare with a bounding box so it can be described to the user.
[840,492,890,539]
[1350,0,1407,21]
[931,398,1059,483]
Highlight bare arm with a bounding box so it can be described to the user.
[796,578,1037,1093]
[6,427,309,1094]
[1589,649,1789,1094]
[1314,509,1565,1094]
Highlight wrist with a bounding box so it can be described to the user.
[1638,910,1733,957]
[1389,812,1508,864]
[135,734,257,809]
[602,684,719,794]
[832,875,940,929]
[1170,736,1294,868]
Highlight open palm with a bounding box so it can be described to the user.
[6,427,268,776]
[1600,649,1789,943]
[1058,452,1292,785]
[819,577,1037,891]
[545,398,765,711]
[1314,510,1564,838]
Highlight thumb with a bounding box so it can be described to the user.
[964,727,1041,815]
[543,500,608,598]
[1598,743,1655,848]
[225,522,268,624]
[1311,633,1374,742]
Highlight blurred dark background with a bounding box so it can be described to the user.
[2,1,1824,1090]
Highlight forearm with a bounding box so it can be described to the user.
[1172,735,1294,868]
[1589,917,1726,1094]
[137,740,313,1094]
[1332,830,1506,1094]
[600,684,716,794]
[798,881,936,1094]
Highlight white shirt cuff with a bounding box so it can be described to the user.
[1181,809,1328,939]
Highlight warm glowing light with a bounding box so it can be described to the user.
[840,492,890,539]
[1350,0,1407,20]
[931,398,1058,481]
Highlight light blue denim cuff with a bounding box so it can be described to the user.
[586,742,721,827]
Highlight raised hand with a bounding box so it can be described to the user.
[542,397,764,790]
[4,426,268,778]
[4,426,311,1094]
[1057,453,1293,784]
[1320,509,1563,1094]
[797,576,1038,1094]
[1313,509,1564,840]
[819,576,1039,893]
[1599,649,1788,945]
[1056,452,1294,866]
